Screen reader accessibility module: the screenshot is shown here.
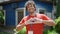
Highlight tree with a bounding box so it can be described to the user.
[0,11,4,25]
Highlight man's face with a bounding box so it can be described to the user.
[27,4,36,13]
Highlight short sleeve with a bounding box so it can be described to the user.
[19,18,25,25]
[42,14,51,20]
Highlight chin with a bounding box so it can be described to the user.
[28,10,35,13]
[29,12,34,13]
[30,10,35,12]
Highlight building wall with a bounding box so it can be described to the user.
[3,1,27,26]
[3,0,53,26]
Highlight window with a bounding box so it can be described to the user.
[16,8,25,25]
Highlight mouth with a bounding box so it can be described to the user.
[30,8,34,11]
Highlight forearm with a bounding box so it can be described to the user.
[42,20,55,26]
[16,23,25,31]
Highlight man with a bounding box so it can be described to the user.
[16,1,55,34]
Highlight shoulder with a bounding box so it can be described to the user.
[22,16,28,20]
[36,13,46,16]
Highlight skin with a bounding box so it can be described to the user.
[16,3,55,31]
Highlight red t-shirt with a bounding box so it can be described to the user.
[19,13,51,34]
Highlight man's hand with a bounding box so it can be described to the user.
[25,18,43,25]
[33,17,43,23]
[25,18,34,25]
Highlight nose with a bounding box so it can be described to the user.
[30,6,34,9]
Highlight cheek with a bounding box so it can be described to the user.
[34,7,36,11]
[27,8,30,11]
[34,8,36,10]
[27,7,36,11]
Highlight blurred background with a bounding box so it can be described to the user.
[0,0,60,34]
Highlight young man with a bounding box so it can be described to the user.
[16,1,55,34]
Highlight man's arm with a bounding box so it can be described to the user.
[34,14,55,26]
[42,20,55,26]
[16,18,34,31]
[16,23,25,31]
[33,17,55,26]
[16,18,25,31]
[42,14,55,26]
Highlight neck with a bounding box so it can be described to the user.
[29,12,35,16]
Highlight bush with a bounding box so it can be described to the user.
[0,11,4,25]
[17,27,26,34]
[55,16,60,34]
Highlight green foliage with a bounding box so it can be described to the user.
[0,11,4,24]
[48,30,57,34]
[43,30,57,34]
[56,0,60,18]
[55,16,60,33]
[17,27,26,34]
[43,30,48,34]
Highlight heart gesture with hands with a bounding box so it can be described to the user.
[25,17,43,25]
